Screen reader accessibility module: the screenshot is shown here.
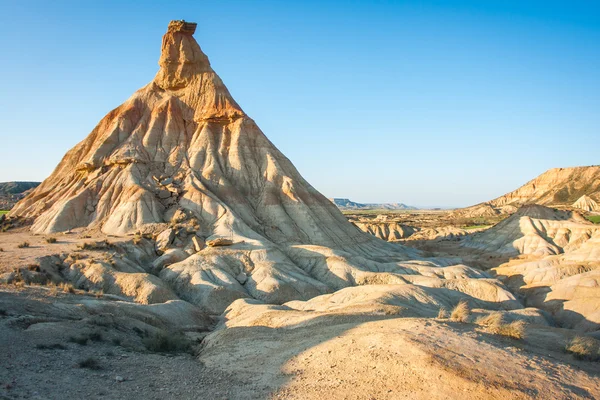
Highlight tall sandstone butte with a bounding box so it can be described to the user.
[11,21,442,308]
[11,20,366,246]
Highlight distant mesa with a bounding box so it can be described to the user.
[330,198,417,211]
[0,181,40,210]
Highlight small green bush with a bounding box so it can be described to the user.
[586,215,600,224]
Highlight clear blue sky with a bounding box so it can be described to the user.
[0,1,598,207]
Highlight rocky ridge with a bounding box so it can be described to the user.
[452,166,600,219]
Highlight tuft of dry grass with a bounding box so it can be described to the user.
[437,307,449,319]
[60,282,75,294]
[476,312,526,340]
[566,336,600,361]
[450,300,470,323]
[17,241,30,248]
[476,312,503,326]
[497,320,526,339]
[45,237,57,244]
[77,240,112,251]
[78,242,93,250]
[48,285,59,296]
[67,252,85,261]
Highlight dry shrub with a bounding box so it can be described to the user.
[17,242,30,248]
[36,343,67,350]
[27,264,40,272]
[437,307,449,319]
[477,312,503,327]
[48,285,59,296]
[45,237,57,244]
[78,242,93,250]
[68,252,84,261]
[77,240,112,251]
[497,320,526,339]
[88,331,103,342]
[450,300,470,323]
[477,312,526,340]
[69,336,89,345]
[77,357,102,370]
[60,282,75,294]
[566,336,600,361]
[143,332,191,353]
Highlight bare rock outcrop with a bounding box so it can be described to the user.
[8,21,479,313]
[573,194,599,212]
[351,221,417,241]
[462,205,593,256]
[452,166,600,218]
[460,205,600,331]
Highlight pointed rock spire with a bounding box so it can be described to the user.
[154,20,211,90]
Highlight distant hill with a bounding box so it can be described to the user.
[330,198,417,211]
[452,166,600,218]
[486,166,600,207]
[0,182,40,195]
[0,181,40,210]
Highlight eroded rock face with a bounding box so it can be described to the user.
[462,205,592,256]
[452,166,600,219]
[11,22,373,252]
[9,21,575,324]
[488,166,600,207]
[10,21,469,313]
[351,221,416,241]
[573,194,599,212]
[460,205,600,331]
